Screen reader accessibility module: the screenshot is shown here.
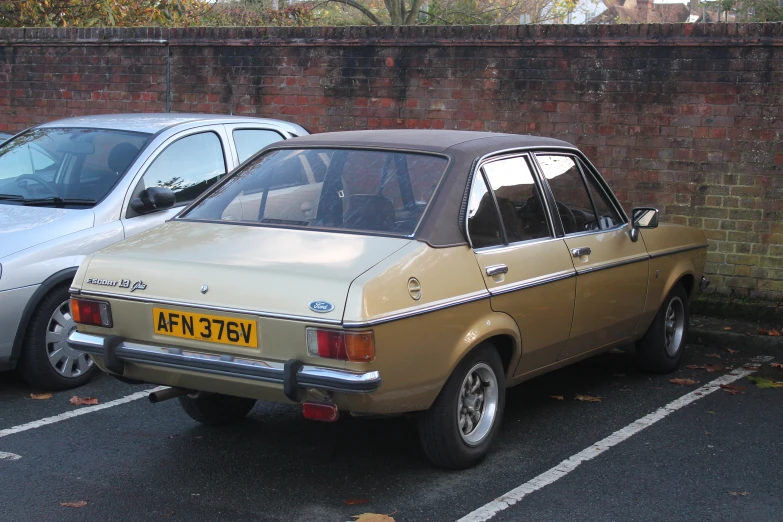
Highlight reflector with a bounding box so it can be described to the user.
[302,402,339,422]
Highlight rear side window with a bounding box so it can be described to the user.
[233,129,284,163]
[482,156,551,243]
[466,173,504,249]
[135,132,226,207]
[182,148,448,237]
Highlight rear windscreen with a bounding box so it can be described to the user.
[181,148,449,237]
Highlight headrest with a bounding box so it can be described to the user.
[108,142,140,174]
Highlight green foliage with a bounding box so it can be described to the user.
[420,0,495,24]
[200,2,316,26]
[0,0,210,28]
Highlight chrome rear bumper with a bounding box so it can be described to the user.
[67,331,381,398]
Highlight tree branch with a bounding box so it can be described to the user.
[404,0,425,24]
[322,0,384,24]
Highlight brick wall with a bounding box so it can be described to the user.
[1,24,782,298]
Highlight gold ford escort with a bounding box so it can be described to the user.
[68,130,707,469]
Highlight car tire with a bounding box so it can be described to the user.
[178,394,257,426]
[635,283,689,374]
[418,344,506,469]
[17,284,97,390]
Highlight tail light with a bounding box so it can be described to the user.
[305,328,375,362]
[70,298,112,328]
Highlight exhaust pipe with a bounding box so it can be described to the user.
[148,387,192,404]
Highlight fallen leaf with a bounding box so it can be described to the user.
[729,491,750,497]
[574,394,603,402]
[686,365,706,370]
[771,362,783,370]
[61,501,87,508]
[352,512,396,522]
[30,393,53,400]
[619,388,631,392]
[550,395,564,401]
[69,396,99,406]
[747,376,783,389]
[705,431,711,435]
[705,353,722,359]
[720,384,746,395]
[769,329,781,337]
[727,348,739,354]
[344,499,370,506]
[669,378,699,386]
[723,326,732,331]
[705,365,724,373]
[758,328,769,335]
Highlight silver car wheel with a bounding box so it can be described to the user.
[457,362,499,447]
[664,296,685,357]
[45,300,93,378]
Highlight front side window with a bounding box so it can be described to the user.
[134,132,226,207]
[233,129,285,163]
[182,148,448,237]
[579,159,623,229]
[536,154,598,235]
[0,128,151,206]
[466,173,504,249]
[482,156,551,243]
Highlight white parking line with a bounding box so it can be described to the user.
[0,386,166,440]
[457,368,755,522]
[0,451,22,461]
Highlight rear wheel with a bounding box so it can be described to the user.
[635,284,689,374]
[418,344,505,469]
[17,284,97,390]
[178,394,257,426]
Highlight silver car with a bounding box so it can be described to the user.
[0,113,307,389]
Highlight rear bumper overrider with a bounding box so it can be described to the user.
[67,331,381,401]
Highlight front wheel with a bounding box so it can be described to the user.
[418,344,506,469]
[17,284,97,390]
[635,284,689,374]
[178,394,257,426]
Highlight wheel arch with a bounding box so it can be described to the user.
[445,311,522,384]
[8,267,78,369]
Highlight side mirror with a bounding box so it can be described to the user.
[130,187,176,215]
[629,207,659,242]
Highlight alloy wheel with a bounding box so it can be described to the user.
[457,362,499,446]
[664,296,686,357]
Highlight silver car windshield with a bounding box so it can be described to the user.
[181,148,449,237]
[0,127,151,207]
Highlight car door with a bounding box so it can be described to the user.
[468,154,577,375]
[121,126,231,238]
[533,153,649,360]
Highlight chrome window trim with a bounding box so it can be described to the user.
[575,254,651,275]
[472,235,564,254]
[466,150,558,250]
[488,269,575,297]
[343,290,490,328]
[560,222,630,240]
[648,244,709,259]
[71,290,342,326]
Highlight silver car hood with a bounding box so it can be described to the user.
[0,205,94,259]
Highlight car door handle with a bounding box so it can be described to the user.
[571,247,592,257]
[486,264,508,277]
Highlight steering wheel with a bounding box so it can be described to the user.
[555,201,578,233]
[16,174,58,197]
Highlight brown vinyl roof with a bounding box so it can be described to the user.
[263,130,578,248]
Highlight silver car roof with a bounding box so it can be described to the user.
[37,113,308,136]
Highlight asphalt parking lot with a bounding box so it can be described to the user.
[1,337,782,522]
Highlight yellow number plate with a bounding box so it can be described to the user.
[152,307,258,348]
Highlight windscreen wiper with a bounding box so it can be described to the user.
[0,194,25,201]
[22,197,97,207]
